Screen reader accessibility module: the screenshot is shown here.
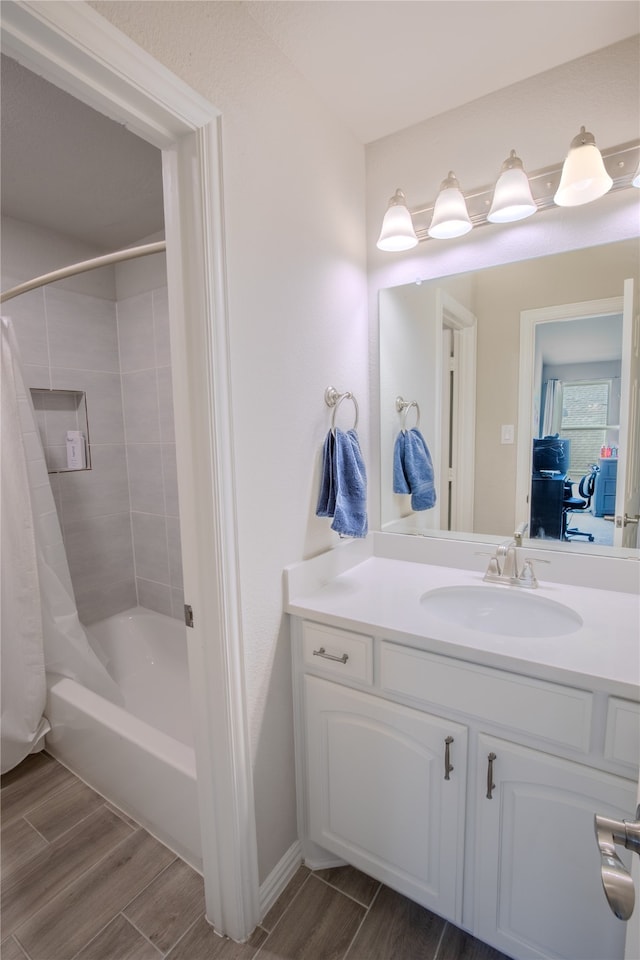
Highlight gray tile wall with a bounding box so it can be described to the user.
[7,270,183,624]
[118,287,184,621]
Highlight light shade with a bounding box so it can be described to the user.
[428,172,472,239]
[554,126,613,207]
[632,159,640,188]
[376,189,418,251]
[487,150,537,223]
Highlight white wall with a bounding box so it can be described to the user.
[89,0,368,882]
[367,36,640,527]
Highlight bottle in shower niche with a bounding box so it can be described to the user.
[66,430,86,470]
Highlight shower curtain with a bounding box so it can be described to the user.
[1,317,121,774]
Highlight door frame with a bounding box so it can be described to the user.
[1,0,259,941]
[515,295,624,536]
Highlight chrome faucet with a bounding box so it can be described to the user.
[481,538,549,588]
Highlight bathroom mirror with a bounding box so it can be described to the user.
[378,237,640,554]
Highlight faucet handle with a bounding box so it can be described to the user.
[518,557,550,588]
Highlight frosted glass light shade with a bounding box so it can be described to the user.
[487,150,537,223]
[428,172,472,239]
[554,127,613,207]
[632,160,640,188]
[377,189,418,251]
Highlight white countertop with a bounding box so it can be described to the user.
[286,555,640,700]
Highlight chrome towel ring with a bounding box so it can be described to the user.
[325,385,359,432]
[396,395,421,431]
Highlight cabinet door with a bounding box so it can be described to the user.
[475,735,635,960]
[305,675,467,922]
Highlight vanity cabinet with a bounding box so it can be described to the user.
[293,618,639,960]
[305,674,467,920]
[474,735,633,960]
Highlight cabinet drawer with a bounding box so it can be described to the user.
[302,621,373,684]
[380,643,592,751]
[605,698,640,769]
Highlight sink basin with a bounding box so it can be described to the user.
[420,585,583,638]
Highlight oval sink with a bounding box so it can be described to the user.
[420,585,583,638]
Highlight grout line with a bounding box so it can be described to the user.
[311,872,382,909]
[432,920,448,960]
[117,911,165,958]
[252,871,313,954]
[340,880,383,960]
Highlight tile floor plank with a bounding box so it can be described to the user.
[259,874,365,960]
[437,924,512,960]
[313,865,381,907]
[14,829,175,960]
[73,914,163,960]
[2,806,135,936]
[1,753,78,825]
[344,885,445,960]
[261,865,310,932]
[165,917,267,960]
[25,778,105,842]
[1,815,49,876]
[0,936,29,960]
[123,858,205,953]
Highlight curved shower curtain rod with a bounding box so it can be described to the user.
[0,240,167,304]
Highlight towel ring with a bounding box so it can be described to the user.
[396,395,421,431]
[325,385,359,432]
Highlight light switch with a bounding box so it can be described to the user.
[501,424,515,444]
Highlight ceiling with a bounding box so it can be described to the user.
[1,1,638,252]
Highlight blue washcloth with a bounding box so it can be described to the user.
[316,428,368,538]
[393,428,436,511]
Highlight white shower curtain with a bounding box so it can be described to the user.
[1,317,121,773]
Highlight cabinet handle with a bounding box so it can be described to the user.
[486,752,497,799]
[313,646,349,665]
[444,736,454,780]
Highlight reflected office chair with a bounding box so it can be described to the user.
[562,465,599,541]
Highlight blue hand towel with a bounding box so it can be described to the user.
[394,428,436,511]
[316,428,368,538]
[393,431,410,494]
[332,429,368,538]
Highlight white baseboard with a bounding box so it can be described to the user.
[259,840,303,919]
[303,853,346,871]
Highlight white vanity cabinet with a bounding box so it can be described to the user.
[474,735,634,960]
[305,674,467,921]
[293,617,639,960]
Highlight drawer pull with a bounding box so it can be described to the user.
[486,752,497,799]
[444,736,454,780]
[313,646,349,665]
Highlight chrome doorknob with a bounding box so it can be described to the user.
[594,806,640,921]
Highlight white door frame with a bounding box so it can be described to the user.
[1,0,259,941]
[435,290,477,532]
[515,296,624,535]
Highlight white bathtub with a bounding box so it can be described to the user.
[45,607,201,871]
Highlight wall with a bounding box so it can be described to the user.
[89,0,368,883]
[115,246,184,621]
[367,36,640,528]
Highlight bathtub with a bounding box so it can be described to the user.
[45,607,201,871]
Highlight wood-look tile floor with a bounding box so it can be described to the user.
[1,753,512,960]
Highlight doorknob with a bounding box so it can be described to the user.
[603,514,640,527]
[594,805,640,921]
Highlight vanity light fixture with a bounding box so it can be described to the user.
[487,150,537,223]
[376,135,639,252]
[428,171,472,239]
[376,189,419,251]
[554,126,613,207]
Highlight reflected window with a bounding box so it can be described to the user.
[561,380,610,474]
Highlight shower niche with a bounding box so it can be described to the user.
[30,388,92,473]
